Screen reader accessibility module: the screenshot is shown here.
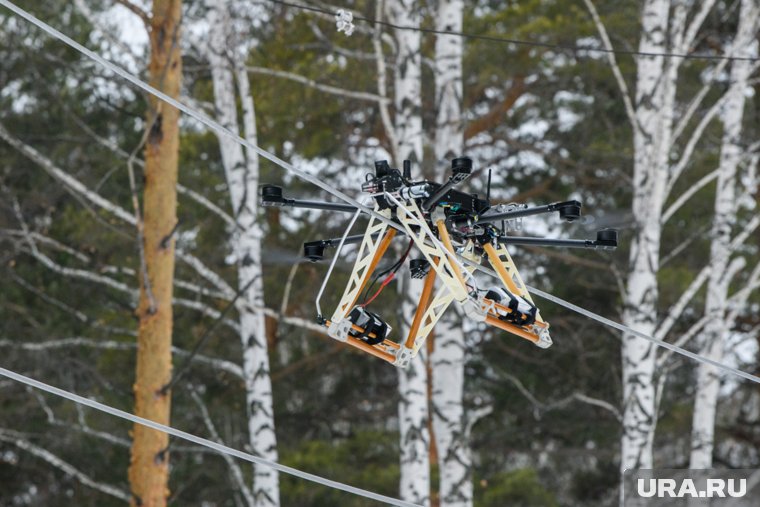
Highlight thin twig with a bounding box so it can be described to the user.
[160,277,257,395]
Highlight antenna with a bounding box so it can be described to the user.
[487,168,492,203]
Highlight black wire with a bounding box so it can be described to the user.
[159,277,257,395]
[265,0,759,63]
[361,239,413,304]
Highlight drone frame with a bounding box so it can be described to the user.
[261,158,617,368]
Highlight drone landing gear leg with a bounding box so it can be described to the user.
[482,242,552,348]
[323,206,400,363]
[393,225,480,368]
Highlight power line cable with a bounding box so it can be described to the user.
[0,366,421,507]
[265,0,760,63]
[1,0,759,387]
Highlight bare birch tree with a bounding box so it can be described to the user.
[689,0,760,470]
[430,1,473,506]
[206,1,279,505]
[583,0,757,497]
[382,0,430,504]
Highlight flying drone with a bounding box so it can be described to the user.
[261,157,618,368]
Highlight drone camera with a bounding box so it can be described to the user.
[595,229,618,249]
[261,185,285,206]
[303,241,326,262]
[557,200,582,222]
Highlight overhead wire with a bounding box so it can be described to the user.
[0,366,421,507]
[1,0,759,388]
[0,0,758,499]
[265,0,760,63]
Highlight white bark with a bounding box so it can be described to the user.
[433,0,464,167]
[386,1,428,504]
[430,1,471,506]
[689,0,759,470]
[621,0,672,474]
[206,2,279,505]
[431,312,472,507]
[387,0,424,167]
[398,279,431,507]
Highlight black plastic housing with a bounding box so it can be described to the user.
[261,185,285,206]
[303,241,326,262]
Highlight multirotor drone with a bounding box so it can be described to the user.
[262,157,618,368]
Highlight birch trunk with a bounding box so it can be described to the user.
[430,1,471,506]
[621,0,672,475]
[128,1,182,506]
[206,2,279,505]
[689,0,759,470]
[386,1,429,504]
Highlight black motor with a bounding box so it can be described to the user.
[347,307,391,345]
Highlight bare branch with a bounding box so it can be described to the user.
[279,261,301,316]
[655,215,760,341]
[0,121,134,224]
[189,387,254,507]
[0,430,131,502]
[662,169,720,224]
[0,229,90,263]
[246,66,389,104]
[666,93,727,196]
[176,250,235,297]
[125,126,157,312]
[15,226,133,297]
[0,337,244,379]
[582,0,636,130]
[73,0,145,66]
[656,260,760,370]
[70,113,240,230]
[113,0,150,27]
[173,297,241,333]
[7,269,136,336]
[672,60,730,143]
[681,0,717,54]
[655,268,711,342]
[661,224,711,267]
[177,183,242,231]
[572,392,623,422]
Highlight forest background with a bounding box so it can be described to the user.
[0,0,758,506]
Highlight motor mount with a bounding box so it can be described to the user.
[303,241,326,262]
[596,229,618,249]
[557,200,582,222]
[261,184,285,206]
[348,306,391,345]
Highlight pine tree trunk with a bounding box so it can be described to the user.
[430,1,471,506]
[206,2,279,505]
[689,0,759,470]
[386,1,429,504]
[128,1,182,506]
